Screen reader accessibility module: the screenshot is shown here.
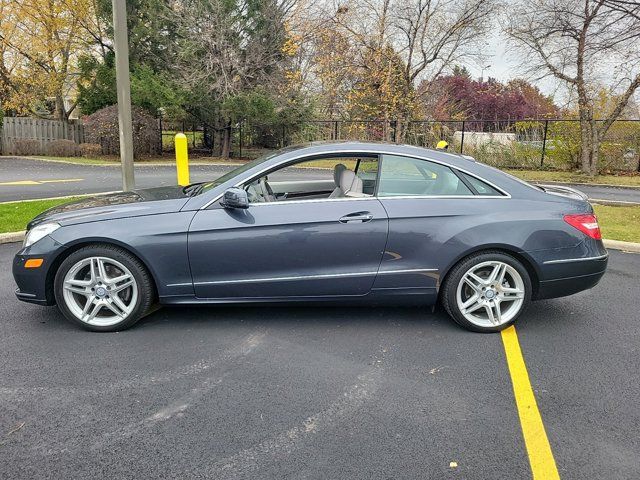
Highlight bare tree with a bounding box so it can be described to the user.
[328,0,495,139]
[506,0,640,175]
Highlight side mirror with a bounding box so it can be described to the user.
[220,187,249,209]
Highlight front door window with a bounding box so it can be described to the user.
[244,155,379,203]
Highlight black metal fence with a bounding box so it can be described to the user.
[160,118,640,172]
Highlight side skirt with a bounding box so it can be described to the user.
[159,287,438,307]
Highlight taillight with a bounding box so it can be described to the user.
[563,213,601,240]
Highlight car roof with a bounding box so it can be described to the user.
[274,141,473,166]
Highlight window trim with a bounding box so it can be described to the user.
[454,169,479,194]
[455,169,505,197]
[201,149,510,209]
[247,195,376,207]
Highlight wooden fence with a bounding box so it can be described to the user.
[0,117,84,155]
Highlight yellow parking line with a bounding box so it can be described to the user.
[0,178,83,186]
[0,180,41,186]
[39,178,83,184]
[501,326,560,480]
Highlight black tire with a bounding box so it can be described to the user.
[441,251,532,333]
[53,244,155,332]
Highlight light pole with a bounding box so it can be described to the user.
[480,64,491,83]
[112,0,135,191]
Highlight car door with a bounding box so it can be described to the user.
[372,154,499,292]
[188,157,388,299]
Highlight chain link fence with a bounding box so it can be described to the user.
[160,118,640,172]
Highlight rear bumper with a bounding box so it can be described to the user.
[535,254,608,300]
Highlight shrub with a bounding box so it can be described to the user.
[47,139,80,157]
[13,139,41,156]
[598,121,640,172]
[83,105,160,158]
[79,143,102,158]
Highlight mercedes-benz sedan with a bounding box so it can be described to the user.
[13,142,608,333]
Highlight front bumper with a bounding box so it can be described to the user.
[12,235,66,306]
[15,288,50,305]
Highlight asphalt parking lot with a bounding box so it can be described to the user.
[0,157,332,202]
[1,243,639,479]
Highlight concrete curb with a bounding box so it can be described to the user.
[0,192,117,205]
[0,231,25,244]
[602,239,640,253]
[533,179,640,190]
[591,198,640,207]
[2,229,639,253]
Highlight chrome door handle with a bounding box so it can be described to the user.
[339,212,374,223]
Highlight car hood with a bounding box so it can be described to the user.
[28,186,192,229]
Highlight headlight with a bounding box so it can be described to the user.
[23,223,61,248]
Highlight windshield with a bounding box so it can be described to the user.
[194,153,277,194]
[194,145,308,195]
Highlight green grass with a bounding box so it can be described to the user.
[505,169,640,187]
[0,198,80,233]
[593,204,640,243]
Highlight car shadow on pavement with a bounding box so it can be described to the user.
[29,298,594,334]
[136,303,461,331]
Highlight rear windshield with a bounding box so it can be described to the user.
[482,164,542,192]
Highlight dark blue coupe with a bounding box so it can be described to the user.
[13,142,608,332]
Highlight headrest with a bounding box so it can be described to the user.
[333,163,347,185]
[339,169,363,194]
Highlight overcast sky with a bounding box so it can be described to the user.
[464,31,561,97]
[464,30,639,113]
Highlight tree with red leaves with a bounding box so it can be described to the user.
[419,73,558,125]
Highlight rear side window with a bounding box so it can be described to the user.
[378,155,473,197]
[459,172,504,196]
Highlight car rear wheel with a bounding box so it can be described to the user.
[54,245,154,332]
[441,251,531,333]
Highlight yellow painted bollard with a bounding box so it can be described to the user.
[175,133,190,186]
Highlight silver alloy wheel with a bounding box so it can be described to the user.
[455,260,525,328]
[62,256,138,327]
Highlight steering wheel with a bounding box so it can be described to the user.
[259,176,276,202]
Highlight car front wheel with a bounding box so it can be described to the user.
[54,245,154,332]
[441,251,531,333]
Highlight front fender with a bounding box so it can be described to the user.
[49,211,196,298]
